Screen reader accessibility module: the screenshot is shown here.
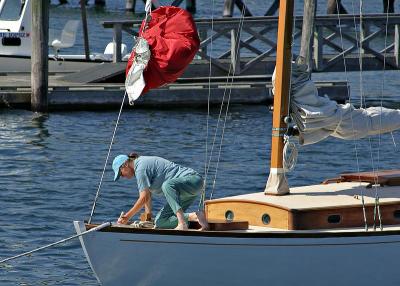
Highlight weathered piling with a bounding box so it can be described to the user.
[31,0,49,112]
[94,0,106,6]
[186,0,196,13]
[223,0,252,17]
[80,0,90,60]
[327,0,347,14]
[299,0,317,70]
[125,0,136,11]
[384,0,395,13]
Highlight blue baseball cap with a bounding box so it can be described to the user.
[112,154,129,181]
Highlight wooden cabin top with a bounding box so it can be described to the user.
[206,182,400,211]
[205,172,400,230]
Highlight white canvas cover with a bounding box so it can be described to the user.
[125,37,151,105]
[272,61,400,145]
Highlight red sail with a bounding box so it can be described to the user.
[126,6,200,95]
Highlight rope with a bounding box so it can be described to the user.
[208,5,246,201]
[337,0,372,231]
[88,0,151,221]
[372,0,391,231]
[88,92,127,224]
[283,135,298,172]
[199,5,247,204]
[199,0,216,211]
[282,0,297,176]
[0,222,111,264]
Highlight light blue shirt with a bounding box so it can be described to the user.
[134,156,198,195]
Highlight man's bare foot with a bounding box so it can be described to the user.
[196,211,209,231]
[175,223,188,230]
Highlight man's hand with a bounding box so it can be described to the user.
[117,212,129,224]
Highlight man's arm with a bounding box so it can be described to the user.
[144,192,152,217]
[118,189,151,224]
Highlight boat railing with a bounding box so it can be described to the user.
[102,13,400,74]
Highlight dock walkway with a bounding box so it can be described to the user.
[0,72,348,110]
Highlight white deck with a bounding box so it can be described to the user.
[209,182,400,210]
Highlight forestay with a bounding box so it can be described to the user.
[274,61,400,145]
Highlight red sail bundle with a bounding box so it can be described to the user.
[125,6,200,96]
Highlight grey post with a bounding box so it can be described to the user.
[313,24,323,71]
[299,0,316,71]
[113,23,122,63]
[126,0,136,12]
[231,28,241,75]
[31,0,49,112]
[80,0,90,60]
[186,0,196,13]
[223,0,234,17]
[395,24,399,67]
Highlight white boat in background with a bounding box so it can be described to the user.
[74,0,400,285]
[0,0,128,73]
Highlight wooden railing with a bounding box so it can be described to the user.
[102,13,400,74]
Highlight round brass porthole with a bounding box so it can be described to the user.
[262,213,271,225]
[327,214,341,224]
[225,210,234,221]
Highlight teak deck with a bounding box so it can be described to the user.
[205,171,400,230]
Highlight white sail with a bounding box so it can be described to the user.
[272,62,400,145]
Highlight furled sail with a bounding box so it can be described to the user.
[272,61,400,145]
[125,6,200,104]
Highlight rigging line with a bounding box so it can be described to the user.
[356,0,380,230]
[0,222,111,264]
[203,8,246,201]
[88,92,127,224]
[199,0,216,211]
[349,0,368,230]
[209,5,246,200]
[373,0,391,231]
[358,0,364,108]
[283,0,297,169]
[336,0,368,230]
[89,2,150,222]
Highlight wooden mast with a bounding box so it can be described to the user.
[264,0,294,195]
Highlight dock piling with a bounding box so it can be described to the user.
[299,0,317,70]
[125,0,136,12]
[395,25,400,67]
[186,0,196,13]
[31,0,49,112]
[80,0,90,60]
[94,0,106,7]
[223,0,252,17]
[327,0,347,14]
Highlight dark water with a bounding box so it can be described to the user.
[1,1,400,285]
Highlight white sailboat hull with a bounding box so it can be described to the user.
[74,221,400,286]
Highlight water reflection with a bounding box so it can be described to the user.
[28,113,50,148]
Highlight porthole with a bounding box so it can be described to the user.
[393,210,400,219]
[262,214,271,225]
[225,210,234,221]
[327,214,341,224]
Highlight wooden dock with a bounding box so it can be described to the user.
[5,13,400,110]
[0,71,348,110]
